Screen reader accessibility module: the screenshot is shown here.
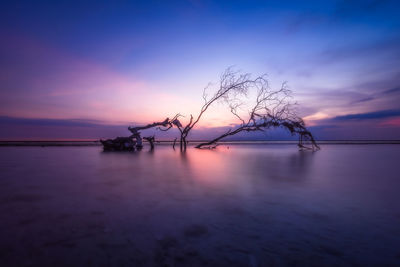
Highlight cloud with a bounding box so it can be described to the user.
[0,116,111,128]
[318,38,400,65]
[350,84,400,104]
[0,33,173,123]
[383,86,400,95]
[351,96,376,104]
[2,111,400,141]
[332,109,400,121]
[0,116,130,140]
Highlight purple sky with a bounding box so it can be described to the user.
[1,0,400,140]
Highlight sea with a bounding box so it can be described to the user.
[0,143,399,266]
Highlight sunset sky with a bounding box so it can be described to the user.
[1,0,400,140]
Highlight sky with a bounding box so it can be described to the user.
[1,0,400,140]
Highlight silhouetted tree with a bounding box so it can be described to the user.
[128,115,181,149]
[193,70,319,150]
[172,68,259,150]
[101,68,319,151]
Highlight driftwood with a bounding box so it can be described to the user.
[100,117,177,151]
[143,136,155,150]
[128,118,171,133]
[100,136,136,151]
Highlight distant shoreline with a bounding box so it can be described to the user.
[1,140,400,146]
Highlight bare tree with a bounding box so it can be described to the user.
[193,71,319,150]
[173,67,258,150]
[101,68,319,151]
[127,115,182,148]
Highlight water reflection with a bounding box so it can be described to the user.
[171,146,315,194]
[0,145,399,266]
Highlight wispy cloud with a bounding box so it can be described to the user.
[351,84,400,104]
[383,86,400,95]
[318,38,400,65]
[0,116,115,127]
[332,109,400,121]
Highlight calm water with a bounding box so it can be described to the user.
[0,145,399,266]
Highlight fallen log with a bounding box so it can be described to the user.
[100,116,178,151]
[100,136,136,151]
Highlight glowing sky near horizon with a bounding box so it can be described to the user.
[1,0,400,139]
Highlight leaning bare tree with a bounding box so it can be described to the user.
[128,114,182,147]
[194,70,319,150]
[172,68,258,150]
[100,68,319,151]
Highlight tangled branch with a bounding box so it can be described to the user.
[194,71,319,150]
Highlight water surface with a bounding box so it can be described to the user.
[0,145,399,266]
